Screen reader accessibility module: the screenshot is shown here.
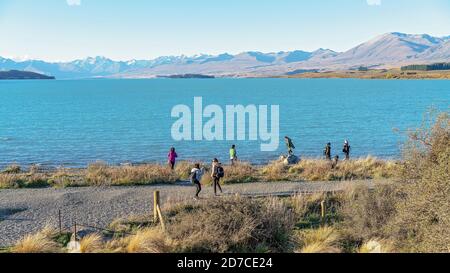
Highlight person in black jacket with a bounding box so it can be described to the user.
[211,159,224,196]
[324,143,332,160]
[343,140,351,160]
[285,136,296,156]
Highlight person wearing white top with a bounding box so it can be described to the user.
[191,163,205,200]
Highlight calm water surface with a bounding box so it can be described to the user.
[0,79,449,168]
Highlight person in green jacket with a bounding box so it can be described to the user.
[229,145,238,166]
[284,136,296,156]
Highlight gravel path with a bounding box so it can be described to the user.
[0,180,376,247]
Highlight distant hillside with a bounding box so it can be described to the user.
[0,32,449,78]
[158,74,215,79]
[0,70,55,80]
[416,40,450,62]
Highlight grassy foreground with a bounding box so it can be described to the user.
[4,111,448,253]
[0,157,398,189]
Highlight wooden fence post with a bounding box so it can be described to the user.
[156,205,166,232]
[153,191,166,231]
[321,200,326,223]
[58,210,62,234]
[154,191,160,223]
[73,221,77,242]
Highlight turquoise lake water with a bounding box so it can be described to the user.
[0,79,449,168]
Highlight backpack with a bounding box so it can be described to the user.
[216,166,225,178]
[190,170,197,183]
[343,145,350,153]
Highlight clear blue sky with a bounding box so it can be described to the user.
[0,0,449,61]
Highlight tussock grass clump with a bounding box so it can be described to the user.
[103,237,129,253]
[222,162,258,184]
[289,159,333,181]
[296,227,341,253]
[126,228,173,253]
[260,160,290,181]
[12,226,61,253]
[0,174,22,189]
[86,162,179,186]
[79,234,104,253]
[48,169,85,188]
[2,164,21,174]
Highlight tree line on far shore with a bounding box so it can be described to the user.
[401,63,450,71]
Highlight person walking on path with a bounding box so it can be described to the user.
[230,145,238,166]
[211,158,224,196]
[190,163,205,200]
[285,136,296,156]
[343,140,351,160]
[324,143,332,160]
[167,147,178,170]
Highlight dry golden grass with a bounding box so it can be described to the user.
[2,164,21,174]
[86,162,179,186]
[288,193,327,217]
[0,173,49,189]
[222,162,258,184]
[260,160,290,181]
[79,234,104,253]
[103,237,130,253]
[296,227,341,253]
[48,169,85,188]
[174,161,196,180]
[289,157,398,181]
[201,162,258,185]
[12,226,60,253]
[257,156,398,182]
[289,159,333,181]
[300,242,341,254]
[0,174,20,188]
[0,156,398,189]
[126,228,172,253]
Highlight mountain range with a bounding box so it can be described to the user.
[1,32,449,79]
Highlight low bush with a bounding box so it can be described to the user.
[388,112,450,253]
[165,197,294,253]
